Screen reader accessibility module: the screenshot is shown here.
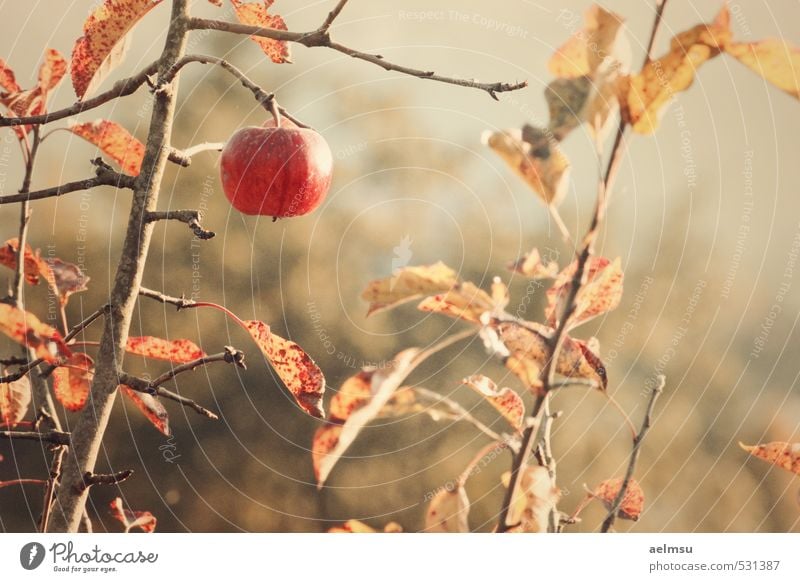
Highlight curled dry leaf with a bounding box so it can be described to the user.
[592,477,645,521]
[362,262,458,316]
[71,0,164,99]
[482,127,570,206]
[417,281,495,324]
[0,49,66,138]
[69,120,145,176]
[121,385,170,436]
[230,0,291,64]
[725,40,800,99]
[109,497,157,533]
[243,320,326,418]
[508,248,559,279]
[546,256,623,329]
[329,520,403,533]
[46,258,90,306]
[53,353,94,412]
[314,349,419,487]
[502,465,559,532]
[493,319,607,390]
[0,239,46,285]
[0,303,71,363]
[125,336,205,363]
[425,484,470,532]
[740,441,800,476]
[462,375,524,431]
[0,371,31,427]
[620,7,731,134]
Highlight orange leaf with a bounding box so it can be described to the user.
[361,262,458,316]
[0,59,21,94]
[109,497,157,533]
[726,40,800,99]
[508,248,559,279]
[311,424,341,483]
[502,465,559,532]
[0,239,47,285]
[417,281,496,324]
[315,348,419,487]
[0,303,70,363]
[243,321,326,418]
[462,375,524,431]
[71,0,164,98]
[38,48,68,94]
[425,484,470,532]
[121,385,170,436]
[329,371,372,422]
[69,120,144,176]
[740,441,800,476]
[53,353,94,411]
[125,336,205,363]
[230,0,291,64]
[592,477,645,521]
[545,256,623,329]
[0,372,31,427]
[329,520,402,533]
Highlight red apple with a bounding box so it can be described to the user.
[220,118,333,217]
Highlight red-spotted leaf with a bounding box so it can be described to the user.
[230,0,291,64]
[592,477,645,521]
[71,0,164,99]
[546,257,623,329]
[417,281,496,324]
[53,353,94,411]
[125,336,205,363]
[45,258,90,306]
[109,497,157,533]
[243,321,325,418]
[329,371,372,422]
[425,484,470,532]
[0,59,21,93]
[0,239,47,285]
[68,120,144,176]
[38,48,68,94]
[508,248,559,279]
[0,303,70,362]
[311,424,341,483]
[362,262,459,316]
[207,0,223,5]
[329,520,402,533]
[0,372,31,427]
[121,385,170,436]
[740,441,800,475]
[503,465,559,532]
[462,375,524,431]
[725,40,800,99]
[315,348,419,487]
[0,49,66,138]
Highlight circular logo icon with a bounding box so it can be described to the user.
[19,542,46,570]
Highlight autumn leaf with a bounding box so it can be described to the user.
[545,256,623,329]
[508,248,559,279]
[69,120,145,176]
[620,7,731,134]
[329,520,402,533]
[592,477,645,521]
[725,40,800,99]
[740,441,800,476]
[493,320,607,390]
[121,385,170,436]
[417,281,496,324]
[0,239,47,285]
[425,484,470,532]
[0,372,31,427]
[230,0,291,64]
[45,258,90,306]
[482,126,570,206]
[315,348,419,487]
[71,0,164,98]
[462,375,524,431]
[53,353,94,412]
[0,303,71,362]
[362,262,459,316]
[109,497,157,533]
[125,336,205,363]
[0,49,67,137]
[502,465,559,532]
[329,371,372,422]
[0,59,21,94]
[242,320,325,418]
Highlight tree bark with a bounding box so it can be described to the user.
[47,0,190,532]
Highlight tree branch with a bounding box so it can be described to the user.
[0,479,47,489]
[319,0,350,34]
[600,375,664,533]
[0,430,71,446]
[145,209,216,240]
[118,374,219,420]
[167,141,225,166]
[0,163,135,205]
[39,445,65,532]
[187,18,527,100]
[0,62,159,127]
[138,286,197,310]
[79,469,134,492]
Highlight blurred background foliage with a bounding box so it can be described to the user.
[1,0,799,532]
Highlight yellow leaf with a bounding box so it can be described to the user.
[726,40,800,99]
[361,262,458,316]
[503,465,558,532]
[425,485,470,532]
[462,375,524,431]
[545,257,624,329]
[740,441,800,475]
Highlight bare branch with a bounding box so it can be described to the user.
[138,287,197,310]
[0,479,47,489]
[0,430,71,446]
[187,18,527,100]
[80,469,134,491]
[0,162,134,205]
[412,387,505,444]
[39,445,66,532]
[168,141,225,166]
[0,62,159,127]
[118,374,219,419]
[145,209,216,240]
[601,375,664,533]
[319,0,350,33]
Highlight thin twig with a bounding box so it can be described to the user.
[138,286,197,310]
[0,430,71,445]
[168,142,225,166]
[412,387,504,443]
[149,347,246,389]
[80,469,134,491]
[0,62,159,127]
[0,479,47,489]
[187,18,527,100]
[319,0,350,33]
[39,445,66,532]
[600,375,664,533]
[458,440,508,486]
[145,209,216,240]
[0,169,135,205]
